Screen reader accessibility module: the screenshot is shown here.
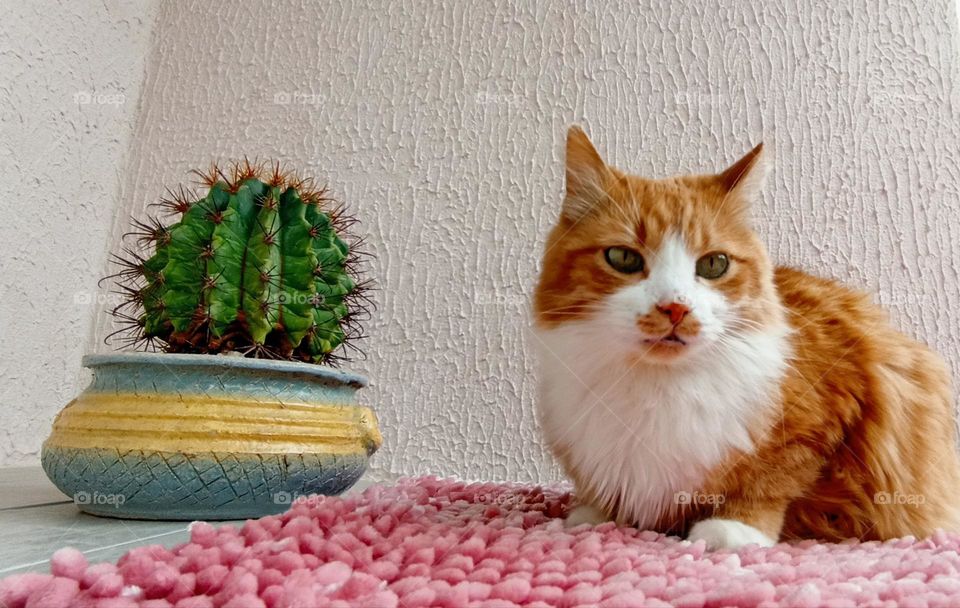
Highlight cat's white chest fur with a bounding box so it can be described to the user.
[534,323,790,530]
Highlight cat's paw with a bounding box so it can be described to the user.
[687,518,776,550]
[565,504,609,528]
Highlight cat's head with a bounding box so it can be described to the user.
[534,126,783,364]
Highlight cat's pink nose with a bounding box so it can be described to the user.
[656,302,689,325]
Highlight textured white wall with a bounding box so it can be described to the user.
[0,0,159,465]
[80,0,960,481]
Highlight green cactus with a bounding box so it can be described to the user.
[107,162,370,365]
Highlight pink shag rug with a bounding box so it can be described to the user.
[4,477,960,608]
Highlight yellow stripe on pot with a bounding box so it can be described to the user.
[47,392,382,455]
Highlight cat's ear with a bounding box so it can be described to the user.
[715,143,768,211]
[563,125,611,221]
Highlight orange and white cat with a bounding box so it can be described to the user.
[533,126,960,549]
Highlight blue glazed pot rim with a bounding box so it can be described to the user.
[82,352,368,388]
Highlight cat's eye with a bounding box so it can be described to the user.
[696,253,729,279]
[604,247,645,274]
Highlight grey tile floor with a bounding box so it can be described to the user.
[0,466,384,577]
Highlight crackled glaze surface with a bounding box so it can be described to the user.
[41,354,380,519]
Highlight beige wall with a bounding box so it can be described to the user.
[0,0,159,464]
[95,0,960,482]
[7,0,960,479]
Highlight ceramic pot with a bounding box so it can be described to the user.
[41,353,381,520]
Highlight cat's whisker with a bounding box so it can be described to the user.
[537,302,606,314]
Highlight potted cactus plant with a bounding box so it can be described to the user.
[41,162,381,520]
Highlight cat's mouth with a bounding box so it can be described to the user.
[642,332,688,348]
